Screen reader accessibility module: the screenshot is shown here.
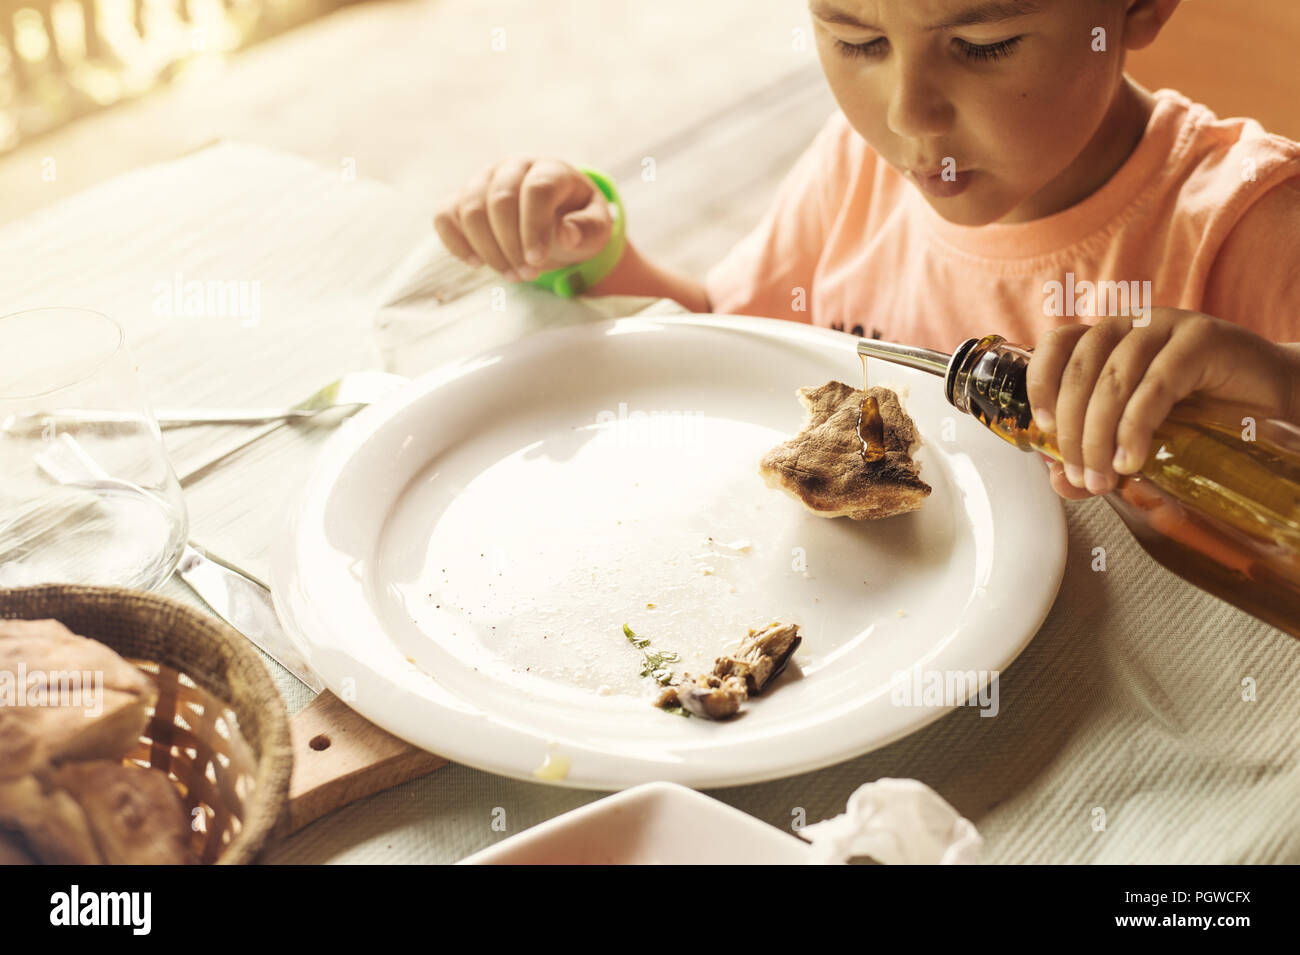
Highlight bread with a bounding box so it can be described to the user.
[0,774,102,864]
[0,828,38,864]
[759,381,931,520]
[0,618,157,779]
[0,617,193,864]
[52,762,195,865]
[0,764,195,865]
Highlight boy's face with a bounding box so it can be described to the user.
[811,0,1147,225]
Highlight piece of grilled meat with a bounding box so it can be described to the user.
[655,622,802,720]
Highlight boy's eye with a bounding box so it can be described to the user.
[833,35,1023,62]
[954,36,1023,61]
[834,36,887,59]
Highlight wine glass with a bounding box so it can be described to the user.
[0,307,188,590]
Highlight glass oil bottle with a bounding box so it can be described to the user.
[856,334,1300,638]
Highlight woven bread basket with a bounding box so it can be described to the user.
[0,584,292,864]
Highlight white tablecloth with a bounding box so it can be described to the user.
[5,144,1297,863]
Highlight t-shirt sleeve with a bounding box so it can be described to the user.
[1201,175,1300,344]
[704,110,847,322]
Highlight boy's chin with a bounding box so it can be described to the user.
[919,191,1019,227]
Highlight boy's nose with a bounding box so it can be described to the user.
[885,67,954,140]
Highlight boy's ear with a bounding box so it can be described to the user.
[1122,0,1181,52]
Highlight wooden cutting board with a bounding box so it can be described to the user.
[275,690,447,837]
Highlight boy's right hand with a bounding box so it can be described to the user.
[1027,309,1299,501]
[433,158,614,282]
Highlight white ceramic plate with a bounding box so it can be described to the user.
[457,781,812,864]
[271,314,1065,790]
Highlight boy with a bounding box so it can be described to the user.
[433,0,1300,501]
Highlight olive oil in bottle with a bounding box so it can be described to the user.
[943,334,1300,638]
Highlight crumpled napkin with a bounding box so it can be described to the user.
[799,777,982,864]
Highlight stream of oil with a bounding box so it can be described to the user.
[856,353,885,464]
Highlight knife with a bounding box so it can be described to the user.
[175,544,325,693]
[175,544,456,836]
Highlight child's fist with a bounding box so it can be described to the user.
[1026,309,1298,501]
[433,158,614,282]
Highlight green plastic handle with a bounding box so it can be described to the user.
[527,167,626,297]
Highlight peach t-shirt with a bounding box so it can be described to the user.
[704,89,1300,351]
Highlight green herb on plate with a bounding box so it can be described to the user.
[622,623,681,686]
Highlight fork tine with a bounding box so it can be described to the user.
[289,377,344,413]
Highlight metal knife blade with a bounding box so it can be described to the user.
[175,544,324,693]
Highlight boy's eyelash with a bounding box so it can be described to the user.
[832,35,1023,62]
[954,36,1023,61]
[834,37,887,59]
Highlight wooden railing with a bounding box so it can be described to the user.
[0,0,361,152]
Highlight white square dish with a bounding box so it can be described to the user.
[458,781,813,864]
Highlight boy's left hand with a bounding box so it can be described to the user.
[1026,309,1298,501]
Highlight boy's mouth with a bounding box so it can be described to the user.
[907,167,974,199]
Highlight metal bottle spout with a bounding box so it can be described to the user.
[856,336,982,406]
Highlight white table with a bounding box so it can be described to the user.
[5,144,1298,864]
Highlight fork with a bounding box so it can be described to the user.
[156,370,407,426]
[1,370,407,434]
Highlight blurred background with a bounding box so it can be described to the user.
[0,0,839,277]
[0,0,1296,273]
